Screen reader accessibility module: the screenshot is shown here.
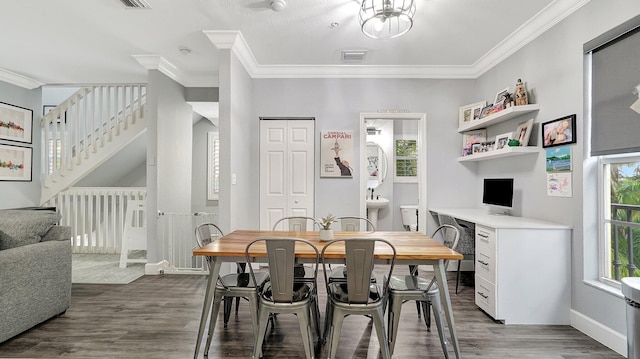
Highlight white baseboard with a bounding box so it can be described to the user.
[570,309,626,357]
[145,260,169,275]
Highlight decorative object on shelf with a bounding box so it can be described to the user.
[494,87,510,106]
[515,79,528,106]
[462,129,487,155]
[458,101,487,127]
[502,92,514,108]
[507,139,520,147]
[542,114,576,148]
[0,143,32,181]
[321,131,353,178]
[514,118,534,146]
[319,213,337,241]
[0,102,33,144]
[495,132,513,150]
[359,0,416,39]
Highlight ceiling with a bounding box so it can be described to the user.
[0,0,589,89]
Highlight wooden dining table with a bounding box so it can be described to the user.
[192,230,463,359]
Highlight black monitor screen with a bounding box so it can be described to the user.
[482,178,513,208]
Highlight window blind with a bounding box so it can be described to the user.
[590,23,640,156]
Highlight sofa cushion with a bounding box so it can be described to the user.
[0,210,61,250]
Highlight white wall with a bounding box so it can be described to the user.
[251,78,478,232]
[0,81,41,209]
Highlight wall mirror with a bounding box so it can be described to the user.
[366,141,387,189]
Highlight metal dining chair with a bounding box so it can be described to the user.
[194,223,269,357]
[321,238,396,359]
[245,237,321,359]
[386,224,460,358]
[272,216,321,284]
[327,216,377,284]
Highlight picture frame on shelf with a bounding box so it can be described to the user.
[542,114,577,148]
[472,143,482,154]
[494,87,510,106]
[458,101,487,127]
[462,129,487,155]
[0,102,33,144]
[0,143,32,182]
[494,132,513,150]
[514,118,534,146]
[478,104,492,119]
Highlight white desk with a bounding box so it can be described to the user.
[430,208,572,324]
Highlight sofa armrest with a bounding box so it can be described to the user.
[41,226,72,242]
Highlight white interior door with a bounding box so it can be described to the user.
[260,119,315,230]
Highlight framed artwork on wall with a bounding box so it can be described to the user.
[0,102,33,144]
[0,143,32,181]
[320,131,353,177]
[542,114,577,148]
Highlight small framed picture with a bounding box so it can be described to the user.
[494,87,510,106]
[472,143,482,154]
[458,101,487,127]
[462,129,487,153]
[478,105,492,119]
[0,143,32,181]
[0,102,33,144]
[542,114,577,148]
[514,118,534,146]
[494,132,513,150]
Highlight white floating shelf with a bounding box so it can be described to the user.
[457,146,539,162]
[458,104,540,132]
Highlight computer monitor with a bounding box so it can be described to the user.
[482,178,513,214]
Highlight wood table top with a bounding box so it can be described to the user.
[192,230,462,261]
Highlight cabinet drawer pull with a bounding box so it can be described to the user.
[478,259,489,266]
[477,232,489,239]
[477,291,489,299]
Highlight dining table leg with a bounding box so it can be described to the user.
[194,258,221,359]
[434,260,461,358]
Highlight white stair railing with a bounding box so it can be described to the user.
[46,187,147,254]
[41,84,146,204]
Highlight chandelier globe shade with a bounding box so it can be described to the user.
[359,0,416,39]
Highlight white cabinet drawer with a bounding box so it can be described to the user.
[475,225,496,283]
[475,275,497,319]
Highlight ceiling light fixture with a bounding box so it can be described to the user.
[270,0,286,12]
[179,47,192,55]
[359,0,415,39]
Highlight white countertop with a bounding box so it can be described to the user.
[429,208,572,230]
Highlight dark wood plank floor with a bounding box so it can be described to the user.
[0,270,623,359]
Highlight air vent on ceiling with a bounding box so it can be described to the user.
[341,50,367,62]
[119,0,152,9]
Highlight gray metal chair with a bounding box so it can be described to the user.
[437,213,475,294]
[328,216,377,283]
[321,238,396,359]
[386,224,460,358]
[245,237,321,359]
[337,216,376,232]
[272,216,321,231]
[194,223,269,357]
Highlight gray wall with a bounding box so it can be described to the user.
[0,81,41,209]
[191,117,218,214]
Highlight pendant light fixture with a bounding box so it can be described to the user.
[359,0,416,39]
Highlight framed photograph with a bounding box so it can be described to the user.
[321,131,353,177]
[494,87,510,105]
[478,105,492,119]
[472,143,482,154]
[0,143,32,181]
[542,114,577,148]
[0,102,32,144]
[462,129,487,153]
[43,105,66,123]
[458,101,487,127]
[494,132,512,150]
[514,118,534,146]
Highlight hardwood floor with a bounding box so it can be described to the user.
[0,271,623,359]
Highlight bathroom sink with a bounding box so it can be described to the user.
[366,197,389,209]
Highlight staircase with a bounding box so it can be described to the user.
[40,84,146,204]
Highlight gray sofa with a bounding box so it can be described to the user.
[0,208,72,344]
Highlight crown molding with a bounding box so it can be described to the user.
[132,54,185,84]
[201,0,589,80]
[472,0,591,77]
[0,67,44,89]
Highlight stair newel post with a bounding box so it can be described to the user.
[138,85,144,120]
[125,84,132,131]
[91,87,98,153]
[42,114,51,188]
[74,94,81,167]
[99,86,105,147]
